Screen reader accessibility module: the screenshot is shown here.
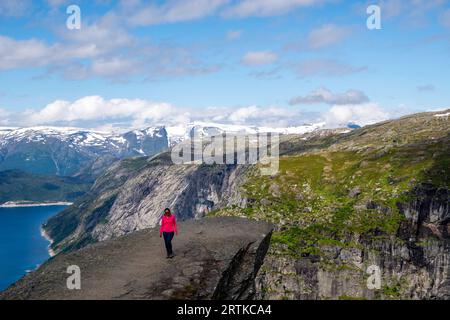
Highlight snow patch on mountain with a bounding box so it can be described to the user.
[168,121,326,143]
[0,126,170,176]
[0,126,167,150]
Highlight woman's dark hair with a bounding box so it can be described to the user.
[164,208,171,214]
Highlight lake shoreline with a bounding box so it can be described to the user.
[40,227,56,257]
[0,201,66,257]
[0,205,66,291]
[0,201,73,208]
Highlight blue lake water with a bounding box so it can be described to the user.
[0,205,67,291]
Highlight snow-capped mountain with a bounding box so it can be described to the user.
[0,121,328,177]
[0,126,168,177]
[166,121,326,145]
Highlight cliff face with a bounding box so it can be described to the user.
[1,217,273,300]
[44,152,249,254]
[212,110,450,300]
[255,185,449,300]
[93,162,248,242]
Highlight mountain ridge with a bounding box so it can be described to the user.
[0,126,169,177]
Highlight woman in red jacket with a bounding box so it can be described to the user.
[159,208,178,258]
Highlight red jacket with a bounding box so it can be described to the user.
[159,214,177,236]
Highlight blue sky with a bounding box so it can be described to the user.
[0,0,449,130]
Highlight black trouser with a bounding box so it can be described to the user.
[162,232,174,256]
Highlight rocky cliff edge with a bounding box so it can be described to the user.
[0,217,272,300]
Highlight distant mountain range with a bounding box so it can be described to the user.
[189,121,325,135]
[0,121,333,177]
[0,121,335,204]
[166,121,327,146]
[0,126,169,177]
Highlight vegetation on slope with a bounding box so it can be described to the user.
[0,170,91,204]
[212,111,450,259]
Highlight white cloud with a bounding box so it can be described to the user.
[378,0,403,19]
[45,0,70,8]
[8,95,313,130]
[226,29,243,40]
[293,59,367,77]
[0,20,218,81]
[0,108,11,125]
[57,19,134,57]
[0,34,132,79]
[324,103,390,127]
[127,0,229,26]
[229,105,285,121]
[248,68,281,79]
[203,105,302,128]
[306,24,351,49]
[0,0,31,17]
[0,26,132,72]
[440,9,450,28]
[366,0,446,19]
[98,0,328,25]
[290,87,369,105]
[222,0,325,18]
[373,0,446,25]
[90,58,140,77]
[241,51,278,66]
[25,96,175,127]
[0,2,222,80]
[0,36,59,70]
[417,84,435,92]
[2,95,404,131]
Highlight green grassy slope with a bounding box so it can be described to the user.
[212,110,450,258]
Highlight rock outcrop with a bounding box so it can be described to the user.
[0,217,273,300]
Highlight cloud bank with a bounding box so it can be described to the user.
[324,104,390,127]
[289,87,369,106]
[0,95,394,131]
[241,51,278,66]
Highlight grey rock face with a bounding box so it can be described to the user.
[0,217,273,300]
[255,185,450,300]
[45,151,249,254]
[348,186,361,198]
[93,163,245,241]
